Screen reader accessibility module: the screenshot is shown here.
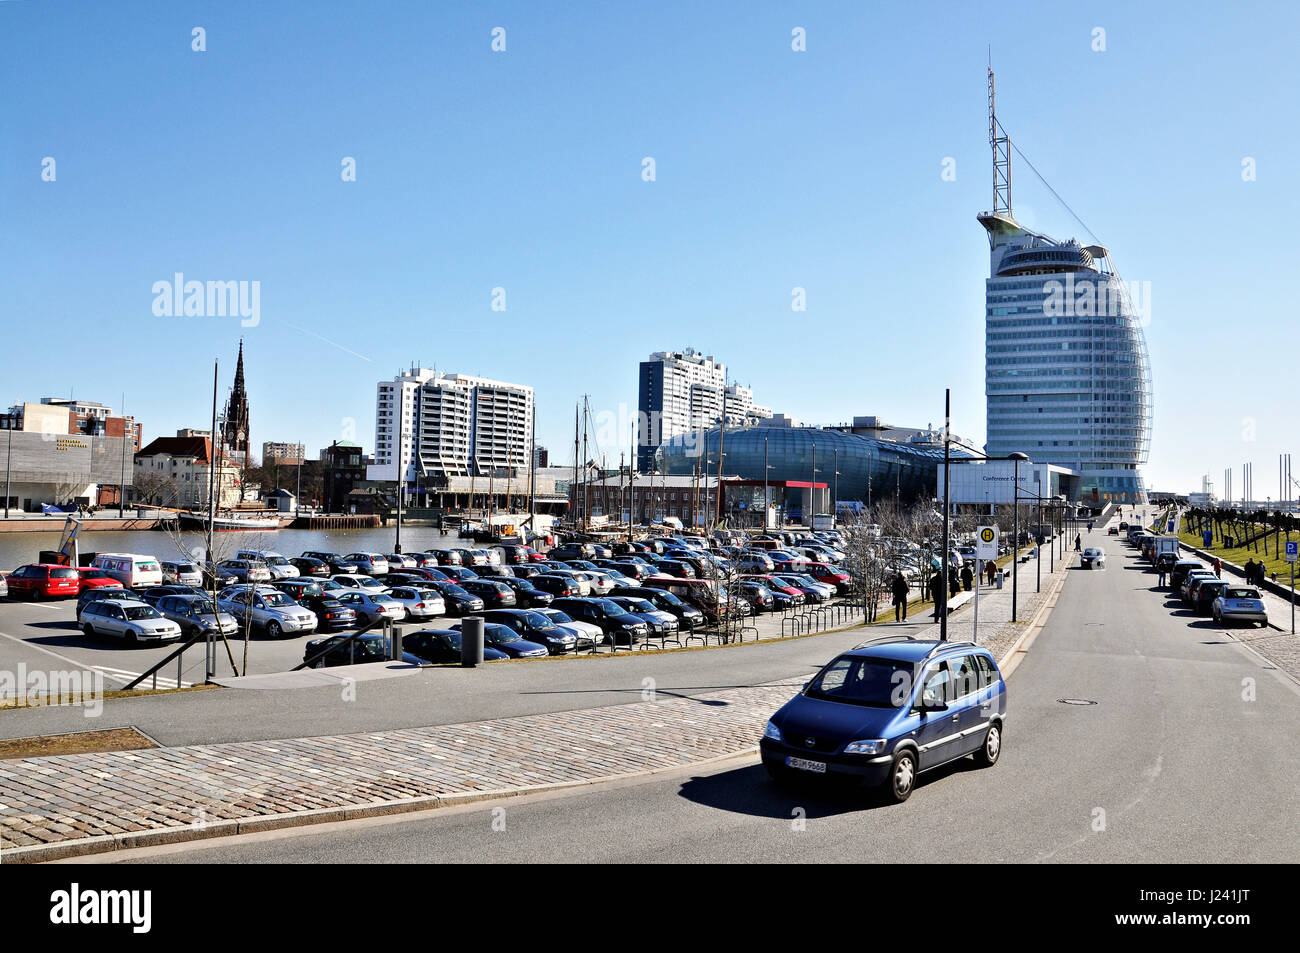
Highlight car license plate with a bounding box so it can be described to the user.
[786,756,827,774]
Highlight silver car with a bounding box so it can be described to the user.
[343,553,390,576]
[334,591,408,625]
[80,599,183,644]
[1212,586,1269,627]
[385,586,446,619]
[153,594,238,638]
[219,559,273,583]
[1080,547,1107,570]
[161,560,204,586]
[331,574,388,595]
[217,585,318,638]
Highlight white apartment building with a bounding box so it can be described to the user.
[637,349,774,471]
[369,367,534,483]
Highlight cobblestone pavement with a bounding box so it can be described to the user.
[0,551,1073,862]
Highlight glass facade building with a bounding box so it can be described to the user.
[654,424,965,505]
[980,212,1152,505]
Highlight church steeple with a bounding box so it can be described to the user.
[221,339,250,460]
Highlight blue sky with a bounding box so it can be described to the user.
[2,1,1297,497]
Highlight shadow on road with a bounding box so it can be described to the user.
[676,759,972,819]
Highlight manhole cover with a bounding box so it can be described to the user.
[1057,698,1098,706]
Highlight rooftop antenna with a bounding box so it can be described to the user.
[989,56,1012,217]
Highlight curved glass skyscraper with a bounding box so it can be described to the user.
[979,70,1152,505]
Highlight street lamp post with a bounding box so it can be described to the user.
[940,390,951,641]
[1009,452,1030,623]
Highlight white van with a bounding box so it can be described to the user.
[90,553,164,590]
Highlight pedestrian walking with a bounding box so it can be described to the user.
[930,570,945,620]
[891,571,909,622]
[961,564,973,591]
[985,560,997,587]
[1157,563,1167,589]
[1213,556,1222,578]
[1244,557,1257,587]
[1074,533,1082,552]
[949,567,960,599]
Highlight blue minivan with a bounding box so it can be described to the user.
[760,638,1007,803]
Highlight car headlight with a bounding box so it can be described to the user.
[763,720,783,742]
[844,739,887,755]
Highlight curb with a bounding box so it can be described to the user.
[3,747,760,864]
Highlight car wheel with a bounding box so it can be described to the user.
[126,629,139,646]
[83,623,96,638]
[974,723,1002,767]
[883,750,916,803]
[763,758,798,788]
[266,621,282,639]
[31,589,42,602]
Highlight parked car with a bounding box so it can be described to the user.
[605,596,679,636]
[494,576,554,608]
[217,585,318,638]
[1181,570,1216,601]
[426,549,464,566]
[426,580,485,615]
[1212,586,1268,627]
[201,562,239,589]
[775,573,830,603]
[760,639,1006,803]
[608,585,705,628]
[76,586,139,616]
[80,599,183,644]
[736,580,776,612]
[153,594,239,639]
[384,585,446,620]
[1080,547,1106,570]
[343,553,390,576]
[302,551,360,574]
[534,608,602,649]
[549,597,648,646]
[530,574,581,599]
[288,556,331,578]
[1191,579,1229,615]
[89,553,164,590]
[510,564,545,580]
[439,566,480,583]
[0,574,6,600]
[333,590,407,625]
[385,554,418,570]
[402,629,509,663]
[330,574,388,595]
[481,609,579,654]
[303,633,424,668]
[218,559,272,584]
[459,579,518,608]
[160,560,204,586]
[548,543,596,562]
[448,621,549,658]
[138,585,207,606]
[76,568,128,594]
[235,551,297,580]
[5,564,80,600]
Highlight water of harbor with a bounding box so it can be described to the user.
[0,525,475,570]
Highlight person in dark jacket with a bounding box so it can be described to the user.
[949,566,960,598]
[985,560,997,587]
[961,564,974,591]
[929,570,945,620]
[891,571,910,622]
[1244,558,1257,587]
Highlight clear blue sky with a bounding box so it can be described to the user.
[3,1,1296,497]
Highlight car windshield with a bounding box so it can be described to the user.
[622,599,655,613]
[483,625,520,643]
[372,594,396,604]
[1225,588,1259,599]
[262,593,293,607]
[522,611,555,629]
[805,656,916,708]
[124,607,161,621]
[595,599,628,616]
[440,583,470,598]
[544,610,573,624]
[297,584,324,597]
[176,564,198,573]
[417,590,440,600]
[186,600,218,615]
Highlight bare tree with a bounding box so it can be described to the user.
[133,470,179,507]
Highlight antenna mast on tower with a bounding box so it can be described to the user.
[989,63,1012,216]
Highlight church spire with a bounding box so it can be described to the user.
[222,338,250,460]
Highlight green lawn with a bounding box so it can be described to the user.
[1178,523,1299,588]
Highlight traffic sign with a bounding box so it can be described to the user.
[976,525,998,560]
[1286,541,1298,564]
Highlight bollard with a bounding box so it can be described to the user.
[461,616,485,667]
[390,624,405,662]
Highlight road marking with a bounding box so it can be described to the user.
[0,629,106,675]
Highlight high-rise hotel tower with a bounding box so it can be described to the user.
[979,69,1152,505]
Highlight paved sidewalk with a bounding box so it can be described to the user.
[0,546,1076,863]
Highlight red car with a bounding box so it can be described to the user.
[743,574,805,603]
[804,562,850,591]
[75,568,127,594]
[6,564,81,600]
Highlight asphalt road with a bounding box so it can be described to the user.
[103,529,1300,862]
